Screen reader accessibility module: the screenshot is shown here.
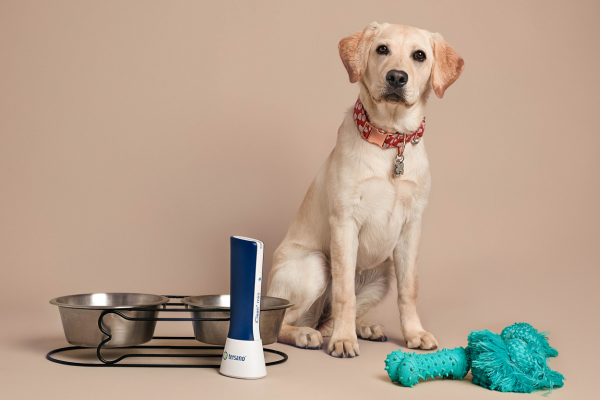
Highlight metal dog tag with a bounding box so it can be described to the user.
[394,155,404,176]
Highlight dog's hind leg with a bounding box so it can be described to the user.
[354,259,393,341]
[267,245,329,349]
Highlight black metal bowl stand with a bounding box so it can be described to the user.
[46,296,288,368]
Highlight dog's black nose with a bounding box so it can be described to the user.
[386,70,408,88]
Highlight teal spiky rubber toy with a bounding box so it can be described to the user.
[384,323,565,393]
[385,347,469,387]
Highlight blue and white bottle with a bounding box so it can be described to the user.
[220,236,266,379]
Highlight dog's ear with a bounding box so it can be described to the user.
[339,22,381,83]
[430,33,464,98]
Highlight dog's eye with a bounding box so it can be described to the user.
[413,50,426,62]
[376,45,388,55]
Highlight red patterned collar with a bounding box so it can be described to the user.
[353,98,425,148]
[352,98,425,176]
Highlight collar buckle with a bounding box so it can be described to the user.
[365,123,388,146]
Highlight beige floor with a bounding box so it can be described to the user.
[1,288,595,400]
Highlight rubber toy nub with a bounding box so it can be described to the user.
[385,347,469,387]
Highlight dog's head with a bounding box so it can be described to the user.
[339,22,464,105]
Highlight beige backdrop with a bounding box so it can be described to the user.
[1,1,599,399]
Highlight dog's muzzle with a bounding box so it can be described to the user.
[383,69,408,103]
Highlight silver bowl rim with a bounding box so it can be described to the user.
[181,294,293,311]
[49,292,170,309]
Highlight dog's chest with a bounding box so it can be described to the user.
[354,177,420,270]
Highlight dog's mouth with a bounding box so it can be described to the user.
[383,93,404,103]
[381,88,407,104]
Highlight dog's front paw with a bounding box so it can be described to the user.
[404,330,438,350]
[327,335,360,358]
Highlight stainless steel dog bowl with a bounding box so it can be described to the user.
[181,295,292,345]
[50,293,169,348]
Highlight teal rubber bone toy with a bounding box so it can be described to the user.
[385,347,470,387]
[385,323,565,393]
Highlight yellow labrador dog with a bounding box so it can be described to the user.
[267,22,464,358]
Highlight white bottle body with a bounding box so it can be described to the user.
[220,338,266,379]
